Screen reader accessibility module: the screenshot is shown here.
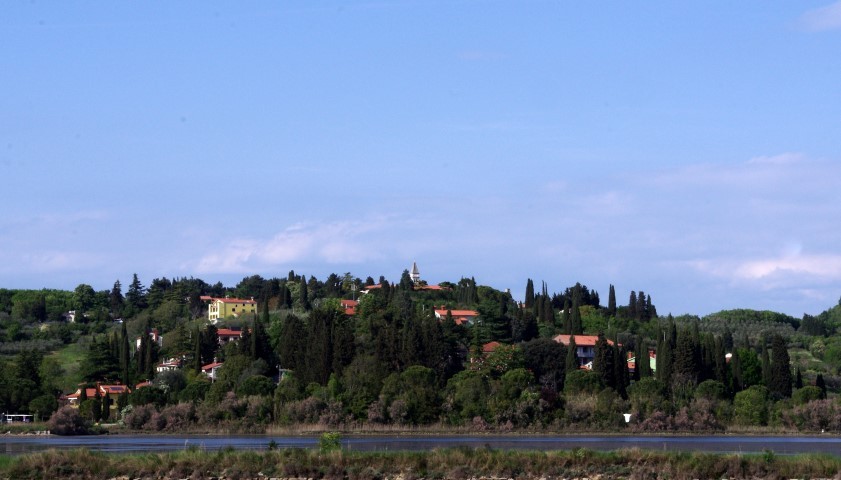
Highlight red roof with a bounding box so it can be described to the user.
[434,309,479,317]
[202,362,224,371]
[482,341,502,353]
[217,328,244,337]
[552,335,615,347]
[135,381,151,389]
[211,297,256,304]
[415,284,450,291]
[340,299,358,315]
[101,385,130,394]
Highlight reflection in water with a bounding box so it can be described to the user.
[3,434,841,456]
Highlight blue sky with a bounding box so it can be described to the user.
[2,1,840,317]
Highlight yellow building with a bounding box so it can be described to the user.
[206,297,257,323]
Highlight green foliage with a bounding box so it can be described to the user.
[733,385,770,426]
[564,369,603,395]
[792,386,823,405]
[318,432,342,452]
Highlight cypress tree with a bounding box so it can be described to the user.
[647,294,657,319]
[816,374,827,399]
[637,290,646,320]
[524,279,535,310]
[119,322,130,386]
[730,348,743,393]
[614,346,629,398]
[570,288,582,335]
[298,276,310,311]
[673,329,698,384]
[193,329,202,374]
[760,340,771,387]
[714,336,728,386]
[593,334,615,389]
[628,291,637,320]
[795,367,803,389]
[769,334,792,398]
[638,338,652,379]
[92,389,102,422]
[565,335,579,373]
[562,298,571,334]
[608,284,616,317]
[656,331,673,386]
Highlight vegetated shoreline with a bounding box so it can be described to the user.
[2,446,841,480]
[5,420,837,437]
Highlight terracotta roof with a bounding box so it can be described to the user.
[217,328,244,337]
[208,297,255,304]
[101,385,130,394]
[202,362,224,371]
[67,388,98,399]
[482,341,502,353]
[135,381,151,389]
[552,335,615,347]
[340,299,358,315]
[434,309,479,317]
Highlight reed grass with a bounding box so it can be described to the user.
[2,447,840,479]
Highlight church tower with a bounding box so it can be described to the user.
[410,261,420,284]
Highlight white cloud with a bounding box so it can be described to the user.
[195,219,394,274]
[685,253,841,287]
[733,254,841,280]
[799,1,841,32]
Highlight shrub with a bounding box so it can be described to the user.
[48,406,91,435]
[319,432,341,453]
[123,404,155,430]
[733,385,770,426]
[793,386,823,406]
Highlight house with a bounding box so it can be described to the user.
[156,358,182,373]
[434,307,479,325]
[207,296,257,323]
[201,361,224,382]
[340,299,358,315]
[135,328,164,351]
[553,335,615,369]
[66,383,131,405]
[217,328,244,345]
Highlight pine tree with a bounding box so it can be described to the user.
[125,273,147,313]
[110,280,124,317]
[608,284,616,317]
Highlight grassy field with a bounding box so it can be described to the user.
[47,341,87,392]
[1,447,841,479]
